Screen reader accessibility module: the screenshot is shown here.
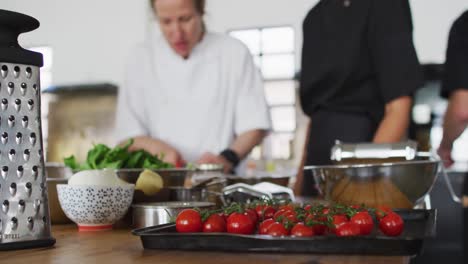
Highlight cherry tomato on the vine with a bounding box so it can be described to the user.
[336,222,361,237]
[203,214,226,233]
[350,211,374,235]
[379,212,404,237]
[290,222,315,237]
[176,209,202,233]
[266,222,289,237]
[227,212,255,235]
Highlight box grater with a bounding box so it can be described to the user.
[0,9,55,250]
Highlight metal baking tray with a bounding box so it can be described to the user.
[132,209,436,256]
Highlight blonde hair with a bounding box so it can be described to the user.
[150,0,206,15]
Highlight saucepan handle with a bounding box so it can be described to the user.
[204,190,227,206]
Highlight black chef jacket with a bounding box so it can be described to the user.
[441,10,468,198]
[299,0,423,197]
[442,10,468,98]
[300,0,423,124]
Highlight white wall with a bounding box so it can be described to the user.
[411,0,468,63]
[1,0,468,88]
[1,0,150,87]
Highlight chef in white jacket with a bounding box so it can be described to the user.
[115,0,271,174]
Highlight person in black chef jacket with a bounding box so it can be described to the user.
[295,0,423,196]
[438,10,468,169]
[438,10,468,263]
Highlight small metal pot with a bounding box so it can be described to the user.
[132,201,215,228]
[130,177,227,205]
[132,187,208,203]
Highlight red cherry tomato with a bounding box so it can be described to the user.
[375,205,393,220]
[175,160,185,168]
[322,207,330,215]
[258,218,276,234]
[336,222,361,237]
[379,212,404,236]
[330,214,349,234]
[203,214,226,233]
[227,212,255,235]
[305,214,327,235]
[304,204,312,211]
[266,222,289,237]
[274,209,299,224]
[255,205,276,220]
[175,209,202,233]
[278,204,295,212]
[290,222,315,237]
[244,209,259,224]
[219,212,229,222]
[350,211,374,235]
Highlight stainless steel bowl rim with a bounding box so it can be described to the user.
[132,201,215,209]
[116,167,223,173]
[56,183,135,189]
[116,168,194,173]
[166,186,204,190]
[304,159,439,170]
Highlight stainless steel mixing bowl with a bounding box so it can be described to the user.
[304,158,439,209]
[116,168,192,187]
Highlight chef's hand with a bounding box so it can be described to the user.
[127,136,186,167]
[437,144,454,168]
[164,148,186,168]
[196,152,233,174]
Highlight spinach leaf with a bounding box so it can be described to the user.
[86,144,111,169]
[64,155,79,171]
[63,138,174,170]
[125,150,145,168]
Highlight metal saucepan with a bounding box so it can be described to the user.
[133,186,208,203]
[130,177,227,205]
[132,201,215,228]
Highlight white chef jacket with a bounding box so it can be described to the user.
[115,32,271,166]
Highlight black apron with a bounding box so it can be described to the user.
[301,109,378,197]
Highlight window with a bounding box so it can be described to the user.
[229,26,296,160]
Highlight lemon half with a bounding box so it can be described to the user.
[135,169,164,196]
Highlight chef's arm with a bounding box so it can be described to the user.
[197,129,267,173]
[438,89,468,167]
[122,136,185,166]
[293,121,311,196]
[229,129,268,160]
[373,96,412,143]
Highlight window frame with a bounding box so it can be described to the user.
[228,25,297,160]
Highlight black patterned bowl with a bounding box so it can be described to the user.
[56,184,134,231]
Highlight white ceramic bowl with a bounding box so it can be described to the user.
[57,184,134,231]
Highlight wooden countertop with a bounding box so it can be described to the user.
[0,225,410,264]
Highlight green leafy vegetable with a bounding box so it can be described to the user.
[63,139,173,171]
